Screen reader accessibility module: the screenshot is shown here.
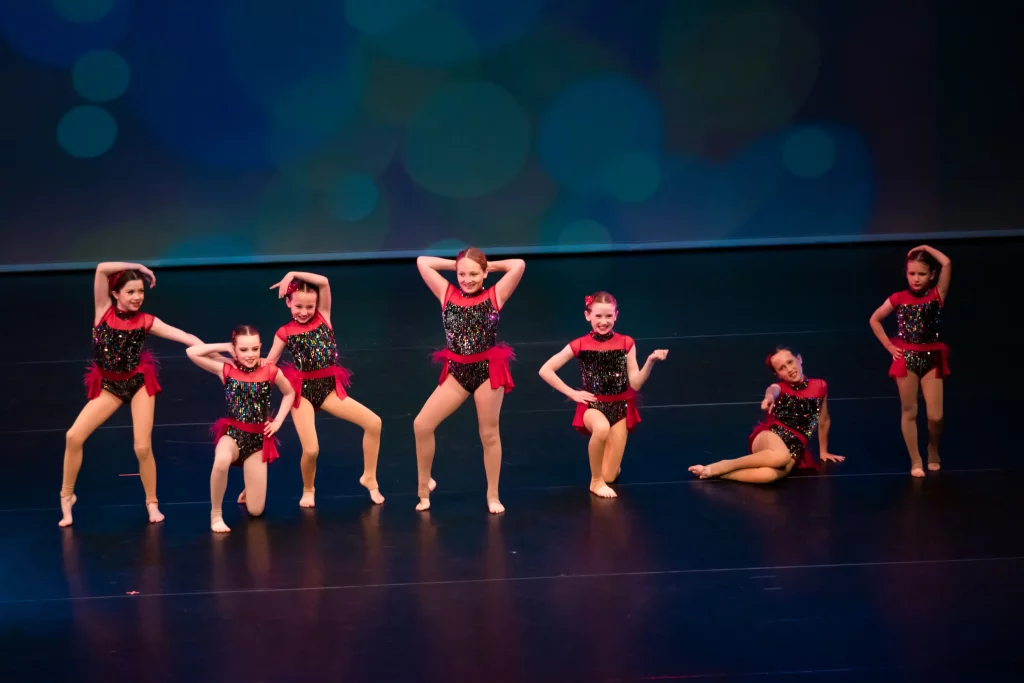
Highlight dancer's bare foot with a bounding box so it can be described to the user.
[237,489,247,504]
[487,497,505,514]
[688,464,715,479]
[415,479,437,511]
[299,489,316,508]
[590,480,617,498]
[910,458,925,478]
[58,494,77,527]
[927,454,941,472]
[147,502,165,524]
[359,474,385,504]
[210,513,231,533]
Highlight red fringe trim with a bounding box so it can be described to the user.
[211,417,280,464]
[83,350,162,400]
[432,343,515,392]
[280,363,352,408]
[572,390,641,434]
[748,420,817,471]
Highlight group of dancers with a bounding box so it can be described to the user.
[58,244,952,530]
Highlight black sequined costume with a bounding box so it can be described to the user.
[84,306,161,403]
[433,284,514,393]
[276,311,351,410]
[749,378,827,469]
[888,288,950,378]
[569,331,640,433]
[211,362,280,466]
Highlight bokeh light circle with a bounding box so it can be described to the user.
[451,0,548,52]
[363,6,478,68]
[539,76,663,194]
[57,105,118,158]
[326,173,380,221]
[404,81,530,198]
[345,0,432,37]
[0,1,130,67]
[72,49,130,102]
[52,0,114,24]
[604,152,662,202]
[782,126,836,178]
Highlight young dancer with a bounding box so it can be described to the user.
[689,347,844,483]
[186,326,295,532]
[413,248,525,513]
[869,245,951,477]
[238,271,383,507]
[538,292,668,498]
[60,262,203,527]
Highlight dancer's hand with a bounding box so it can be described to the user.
[761,396,775,412]
[137,266,156,288]
[820,452,845,463]
[269,272,295,298]
[886,344,904,361]
[648,349,669,362]
[264,419,283,437]
[570,389,596,404]
[257,358,268,367]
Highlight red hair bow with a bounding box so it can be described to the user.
[584,295,594,308]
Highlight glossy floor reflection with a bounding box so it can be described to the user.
[0,241,1021,681]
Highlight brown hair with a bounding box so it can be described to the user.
[584,291,617,311]
[765,345,798,370]
[231,325,260,344]
[108,269,145,294]
[456,247,488,271]
[906,249,940,283]
[285,279,319,302]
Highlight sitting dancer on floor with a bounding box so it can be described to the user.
[60,263,203,527]
[238,271,384,508]
[869,245,951,477]
[538,292,668,498]
[413,248,525,514]
[689,346,844,483]
[186,326,295,532]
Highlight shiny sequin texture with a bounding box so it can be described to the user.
[93,309,147,373]
[902,350,942,377]
[442,289,500,392]
[281,314,342,408]
[894,289,942,345]
[223,364,273,461]
[574,332,631,426]
[771,380,824,445]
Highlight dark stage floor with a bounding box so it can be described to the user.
[1,241,1021,681]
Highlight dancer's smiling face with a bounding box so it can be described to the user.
[585,302,617,335]
[111,279,145,313]
[232,334,262,369]
[287,290,318,324]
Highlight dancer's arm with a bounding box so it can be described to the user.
[488,259,526,309]
[266,336,287,365]
[266,370,296,436]
[94,261,154,318]
[271,271,332,317]
[416,256,455,304]
[761,384,780,411]
[150,318,203,347]
[185,342,233,376]
[868,300,901,359]
[538,345,595,403]
[817,397,844,462]
[910,244,951,301]
[627,346,668,391]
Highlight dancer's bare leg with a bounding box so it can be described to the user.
[600,419,629,488]
[412,377,468,511]
[321,393,385,504]
[291,399,319,507]
[130,389,163,523]
[210,437,238,533]
[474,382,506,514]
[920,369,944,471]
[689,431,792,483]
[60,391,122,527]
[896,373,924,476]
[583,410,615,498]
[242,452,268,517]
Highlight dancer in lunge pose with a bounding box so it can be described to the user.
[413,248,525,514]
[186,326,295,532]
[538,292,668,498]
[238,271,384,507]
[688,347,844,483]
[60,263,203,527]
[869,245,951,477]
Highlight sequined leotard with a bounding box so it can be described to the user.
[211,362,280,465]
[569,332,641,434]
[432,284,514,393]
[276,311,351,410]
[888,288,950,378]
[748,378,827,470]
[84,306,161,403]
